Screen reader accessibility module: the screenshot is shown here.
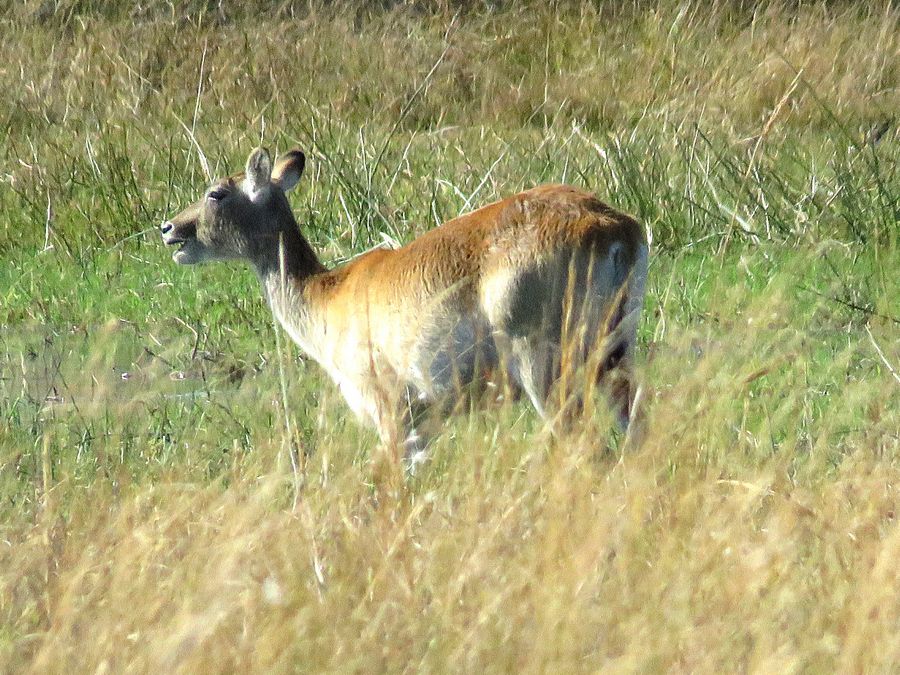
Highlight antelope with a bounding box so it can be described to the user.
[161,147,648,465]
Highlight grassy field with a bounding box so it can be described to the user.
[1,0,898,671]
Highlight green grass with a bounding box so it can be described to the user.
[1,1,898,672]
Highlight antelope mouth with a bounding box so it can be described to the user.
[161,225,199,264]
[162,232,186,255]
[170,242,190,263]
[165,237,201,266]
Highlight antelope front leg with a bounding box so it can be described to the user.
[398,386,436,475]
[368,384,435,475]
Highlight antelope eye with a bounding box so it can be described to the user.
[207,187,230,202]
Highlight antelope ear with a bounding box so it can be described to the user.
[245,147,272,195]
[272,149,306,192]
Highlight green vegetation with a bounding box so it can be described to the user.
[1,1,898,671]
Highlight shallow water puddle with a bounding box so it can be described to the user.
[0,323,245,424]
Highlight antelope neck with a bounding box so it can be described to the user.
[253,225,327,307]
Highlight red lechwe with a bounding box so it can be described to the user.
[161,147,648,467]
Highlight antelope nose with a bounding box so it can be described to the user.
[161,221,173,235]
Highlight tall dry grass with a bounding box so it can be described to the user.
[5,279,898,671]
[0,1,898,672]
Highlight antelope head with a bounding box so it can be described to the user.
[161,148,307,268]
